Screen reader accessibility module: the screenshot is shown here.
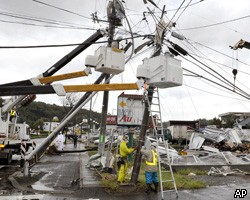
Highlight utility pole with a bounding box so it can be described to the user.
[131,6,166,184]
[98,0,122,155]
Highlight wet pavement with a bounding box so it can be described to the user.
[1,140,250,200]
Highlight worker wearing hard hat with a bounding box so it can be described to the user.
[117,135,136,183]
[9,106,17,122]
[141,141,158,194]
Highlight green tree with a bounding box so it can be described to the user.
[222,114,236,128]
[33,118,45,131]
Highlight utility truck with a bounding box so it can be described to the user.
[0,95,35,165]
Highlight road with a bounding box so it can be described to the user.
[0,139,249,200]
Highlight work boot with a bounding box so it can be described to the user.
[153,182,158,193]
[145,184,152,194]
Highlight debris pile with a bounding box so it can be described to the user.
[189,127,250,154]
[172,126,250,165]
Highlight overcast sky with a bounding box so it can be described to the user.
[1,0,250,122]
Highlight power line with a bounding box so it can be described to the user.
[184,82,250,102]
[183,79,200,119]
[183,67,250,101]
[169,0,187,24]
[0,18,98,30]
[175,35,250,95]
[181,14,250,31]
[192,40,250,68]
[167,40,250,99]
[0,34,153,49]
[32,0,91,20]
[0,10,98,29]
[189,53,250,76]
[175,0,193,22]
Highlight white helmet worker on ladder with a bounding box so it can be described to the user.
[141,141,159,194]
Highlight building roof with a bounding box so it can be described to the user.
[218,112,250,117]
[118,92,143,100]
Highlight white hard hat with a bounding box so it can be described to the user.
[123,135,129,142]
[117,135,123,142]
[151,142,157,148]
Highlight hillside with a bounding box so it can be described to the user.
[16,101,102,130]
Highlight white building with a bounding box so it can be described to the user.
[43,121,60,132]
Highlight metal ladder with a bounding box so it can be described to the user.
[145,87,178,199]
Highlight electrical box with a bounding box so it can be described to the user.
[96,46,126,74]
[143,53,183,88]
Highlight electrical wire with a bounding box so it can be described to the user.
[0,34,152,49]
[168,0,186,24]
[186,48,250,94]
[183,82,250,102]
[181,14,250,31]
[183,79,200,119]
[0,10,98,29]
[188,53,250,76]
[175,0,193,22]
[169,38,250,98]
[190,40,250,68]
[122,7,135,64]
[32,0,92,20]
[0,18,98,30]
[183,67,250,100]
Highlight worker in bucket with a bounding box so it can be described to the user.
[141,141,159,194]
[117,135,136,183]
[9,106,17,122]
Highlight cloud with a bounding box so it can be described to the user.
[1,0,250,122]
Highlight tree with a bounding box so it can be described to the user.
[33,118,45,131]
[222,114,237,128]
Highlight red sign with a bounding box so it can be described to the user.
[106,116,117,125]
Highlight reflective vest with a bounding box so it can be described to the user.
[10,110,16,116]
[146,150,158,166]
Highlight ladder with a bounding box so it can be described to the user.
[145,87,178,199]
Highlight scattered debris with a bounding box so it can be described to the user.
[208,166,250,176]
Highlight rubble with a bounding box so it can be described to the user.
[208,166,250,176]
[170,126,250,165]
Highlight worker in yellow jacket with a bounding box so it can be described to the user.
[117,135,136,183]
[9,107,17,122]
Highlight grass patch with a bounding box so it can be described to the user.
[100,173,120,192]
[177,168,207,175]
[30,133,48,139]
[100,163,207,192]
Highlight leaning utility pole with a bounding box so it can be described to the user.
[130,6,166,184]
[98,0,124,155]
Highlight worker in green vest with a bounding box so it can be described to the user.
[141,142,158,194]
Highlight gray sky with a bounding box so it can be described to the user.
[1,0,250,122]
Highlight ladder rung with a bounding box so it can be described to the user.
[162,180,174,183]
[150,110,160,113]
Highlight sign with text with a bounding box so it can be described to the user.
[106,115,117,125]
[117,95,144,126]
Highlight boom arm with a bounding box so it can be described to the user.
[0,80,144,96]
[231,39,250,50]
[0,29,106,112]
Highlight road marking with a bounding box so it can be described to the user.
[0,194,44,200]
